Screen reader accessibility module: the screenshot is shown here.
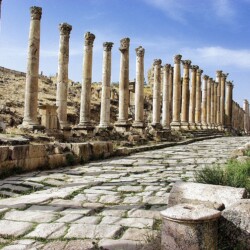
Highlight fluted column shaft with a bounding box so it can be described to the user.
[214,82,218,128]
[152,59,162,127]
[181,60,191,128]
[99,42,113,128]
[79,32,95,127]
[22,6,42,128]
[188,65,198,128]
[170,54,182,129]
[195,69,203,128]
[210,80,215,127]
[201,75,209,128]
[116,38,130,126]
[133,46,145,128]
[225,81,233,130]
[206,78,212,127]
[169,66,174,122]
[162,64,171,129]
[216,71,222,125]
[220,73,228,129]
[56,23,72,128]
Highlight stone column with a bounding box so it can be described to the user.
[188,65,198,129]
[115,38,130,132]
[169,66,174,123]
[162,64,171,129]
[214,81,218,129]
[216,70,222,126]
[201,75,209,129]
[210,80,215,128]
[195,68,203,129]
[243,99,249,134]
[151,59,162,128]
[225,81,233,131]
[56,23,72,129]
[78,32,95,130]
[180,60,191,129]
[22,6,42,129]
[170,54,182,130]
[220,73,228,130]
[207,78,212,128]
[133,46,145,129]
[99,42,113,129]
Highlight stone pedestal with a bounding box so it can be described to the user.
[201,75,208,129]
[162,64,171,129]
[170,55,182,130]
[161,204,221,250]
[180,60,191,129]
[78,32,95,132]
[39,105,58,130]
[195,69,203,129]
[188,65,198,129]
[151,59,162,129]
[99,42,113,129]
[22,6,42,129]
[225,81,234,132]
[115,38,131,132]
[56,23,72,129]
[133,46,145,130]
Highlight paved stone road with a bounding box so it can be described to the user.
[0,136,249,250]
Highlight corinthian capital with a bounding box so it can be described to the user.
[135,46,145,57]
[181,60,192,69]
[216,70,222,77]
[84,32,95,46]
[191,65,199,72]
[221,73,229,79]
[59,23,72,36]
[119,38,130,53]
[30,6,42,20]
[103,42,114,51]
[174,54,182,63]
[153,59,162,66]
[203,75,209,80]
[197,69,203,75]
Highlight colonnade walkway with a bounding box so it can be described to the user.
[0,136,249,249]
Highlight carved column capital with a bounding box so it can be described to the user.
[221,73,229,79]
[153,59,162,66]
[216,70,222,77]
[203,75,209,80]
[59,23,72,36]
[174,54,182,63]
[84,32,95,46]
[227,81,234,88]
[135,46,145,57]
[30,6,42,20]
[191,65,199,72]
[197,69,203,75]
[103,42,114,51]
[181,60,192,69]
[119,37,130,53]
[163,64,171,71]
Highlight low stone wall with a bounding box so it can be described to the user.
[0,141,113,177]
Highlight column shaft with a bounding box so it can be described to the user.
[99,42,113,128]
[225,82,233,130]
[216,70,222,126]
[210,80,215,127]
[220,73,228,129]
[195,69,203,128]
[207,78,212,128]
[201,75,209,128]
[22,6,42,128]
[56,23,72,128]
[169,66,174,123]
[79,32,95,128]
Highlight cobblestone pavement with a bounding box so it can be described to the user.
[0,136,249,250]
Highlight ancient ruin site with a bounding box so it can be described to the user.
[0,1,249,250]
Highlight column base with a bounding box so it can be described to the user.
[114,120,131,133]
[97,124,114,131]
[196,123,202,130]
[151,122,162,130]
[188,123,197,130]
[170,121,181,130]
[75,123,95,134]
[180,122,189,130]
[132,121,145,128]
[19,122,45,131]
[201,124,208,130]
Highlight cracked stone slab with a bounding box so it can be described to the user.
[0,220,33,237]
[122,228,158,241]
[98,239,140,250]
[65,224,122,239]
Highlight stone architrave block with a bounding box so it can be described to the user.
[0,146,10,162]
[220,199,250,249]
[10,145,29,160]
[71,143,91,163]
[168,182,247,209]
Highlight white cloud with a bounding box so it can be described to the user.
[212,0,235,19]
[180,46,250,69]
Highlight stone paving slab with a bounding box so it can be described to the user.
[0,136,248,249]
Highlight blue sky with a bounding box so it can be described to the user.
[0,0,250,105]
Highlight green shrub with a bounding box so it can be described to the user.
[195,160,250,193]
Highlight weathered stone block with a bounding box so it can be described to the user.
[28,144,46,158]
[71,143,91,163]
[10,145,29,160]
[0,146,10,162]
[219,199,250,249]
[90,142,109,159]
[168,182,247,209]
[48,154,66,168]
[24,157,47,171]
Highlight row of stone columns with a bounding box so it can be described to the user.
[21,6,249,135]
